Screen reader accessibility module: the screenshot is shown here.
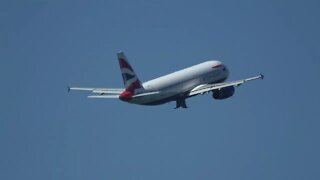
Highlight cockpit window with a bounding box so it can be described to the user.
[212,64,224,68]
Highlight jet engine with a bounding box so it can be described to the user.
[212,86,235,99]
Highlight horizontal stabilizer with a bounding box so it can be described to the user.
[68,87,124,92]
[92,90,123,94]
[68,86,124,99]
[88,95,119,98]
[132,91,161,98]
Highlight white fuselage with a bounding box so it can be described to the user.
[128,61,229,105]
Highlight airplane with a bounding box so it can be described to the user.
[68,51,263,109]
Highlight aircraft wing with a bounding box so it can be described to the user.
[189,74,264,96]
[68,87,125,98]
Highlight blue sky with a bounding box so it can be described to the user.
[1,0,320,179]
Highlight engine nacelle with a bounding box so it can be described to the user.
[212,86,235,99]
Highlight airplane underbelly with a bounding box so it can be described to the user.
[130,78,202,105]
[129,90,176,105]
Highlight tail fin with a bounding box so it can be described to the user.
[117,51,144,94]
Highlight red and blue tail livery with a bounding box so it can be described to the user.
[117,52,144,101]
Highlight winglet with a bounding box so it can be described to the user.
[67,86,71,93]
[260,74,264,79]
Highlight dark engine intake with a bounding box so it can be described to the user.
[212,86,235,99]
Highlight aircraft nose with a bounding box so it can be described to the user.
[212,62,224,69]
[224,66,229,75]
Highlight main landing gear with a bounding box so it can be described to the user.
[175,99,188,109]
